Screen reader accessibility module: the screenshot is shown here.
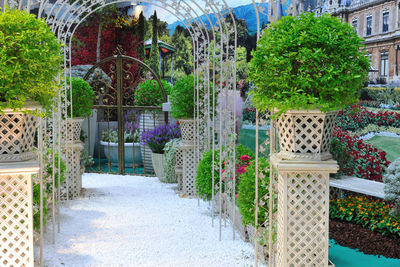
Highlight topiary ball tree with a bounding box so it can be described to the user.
[0,8,62,113]
[66,77,94,118]
[237,157,270,227]
[383,158,400,217]
[135,79,171,107]
[248,12,370,117]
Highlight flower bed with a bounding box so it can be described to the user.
[331,126,390,181]
[330,195,400,238]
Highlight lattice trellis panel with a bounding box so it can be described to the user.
[175,147,184,192]
[179,120,196,142]
[182,144,196,196]
[0,112,37,162]
[276,110,337,161]
[271,155,338,267]
[61,142,83,200]
[64,118,84,142]
[0,163,38,267]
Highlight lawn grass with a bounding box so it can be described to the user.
[365,136,400,162]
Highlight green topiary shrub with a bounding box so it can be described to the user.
[0,8,62,113]
[195,144,255,200]
[248,12,369,117]
[66,77,94,118]
[237,157,270,227]
[134,79,171,106]
[170,75,213,119]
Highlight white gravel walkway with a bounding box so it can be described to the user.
[38,173,264,267]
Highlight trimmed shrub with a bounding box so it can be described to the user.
[135,79,172,106]
[66,77,94,118]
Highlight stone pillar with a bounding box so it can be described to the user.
[271,154,338,267]
[0,161,39,267]
[61,142,83,200]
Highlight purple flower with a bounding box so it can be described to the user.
[141,124,181,153]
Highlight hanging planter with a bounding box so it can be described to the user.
[0,102,39,162]
[276,110,338,161]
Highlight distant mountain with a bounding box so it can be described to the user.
[168,2,291,36]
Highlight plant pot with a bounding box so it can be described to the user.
[140,111,165,173]
[179,119,195,142]
[276,110,337,161]
[100,141,143,167]
[151,152,166,180]
[64,117,85,142]
[0,102,39,162]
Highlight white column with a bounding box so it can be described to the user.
[271,155,338,267]
[0,161,39,267]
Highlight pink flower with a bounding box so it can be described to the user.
[236,165,246,175]
[221,169,225,174]
[240,155,251,161]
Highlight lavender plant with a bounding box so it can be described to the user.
[141,124,181,154]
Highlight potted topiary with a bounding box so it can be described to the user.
[64,77,94,142]
[0,8,62,162]
[248,12,369,160]
[135,79,172,172]
[141,124,181,180]
[169,75,198,142]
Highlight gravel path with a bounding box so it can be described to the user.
[37,173,263,267]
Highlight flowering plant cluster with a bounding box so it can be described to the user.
[332,126,390,181]
[330,195,400,238]
[141,124,181,154]
[336,105,400,131]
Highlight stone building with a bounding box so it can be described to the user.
[289,0,400,84]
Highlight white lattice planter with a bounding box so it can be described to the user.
[61,142,84,200]
[179,119,196,142]
[271,155,338,267]
[276,110,337,161]
[175,147,184,191]
[0,161,39,267]
[0,103,39,162]
[64,118,84,142]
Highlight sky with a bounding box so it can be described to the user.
[136,0,265,24]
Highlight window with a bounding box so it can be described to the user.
[366,16,372,36]
[381,53,389,77]
[383,11,389,32]
[352,19,358,33]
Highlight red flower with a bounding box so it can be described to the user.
[240,155,251,161]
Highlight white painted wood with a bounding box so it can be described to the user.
[330,176,385,199]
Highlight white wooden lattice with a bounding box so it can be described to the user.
[277,110,337,161]
[182,144,196,196]
[179,120,195,142]
[0,162,39,267]
[175,148,184,191]
[0,112,37,162]
[272,155,338,267]
[64,118,84,142]
[61,142,83,200]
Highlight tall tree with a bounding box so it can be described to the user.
[171,27,193,75]
[137,11,145,61]
[148,11,160,76]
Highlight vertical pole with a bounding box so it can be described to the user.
[255,109,259,267]
[117,56,125,174]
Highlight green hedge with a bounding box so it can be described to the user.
[360,87,400,104]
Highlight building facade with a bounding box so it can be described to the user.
[289,0,400,84]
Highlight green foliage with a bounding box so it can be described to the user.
[148,11,160,76]
[353,124,400,137]
[137,11,145,61]
[248,12,369,117]
[330,195,400,238]
[170,75,213,119]
[360,87,400,105]
[236,46,249,80]
[135,79,171,106]
[101,129,140,143]
[195,145,255,201]
[0,8,62,113]
[195,148,221,200]
[330,137,355,177]
[171,28,193,75]
[171,68,187,83]
[383,159,400,217]
[66,77,94,118]
[162,138,181,183]
[237,158,270,227]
